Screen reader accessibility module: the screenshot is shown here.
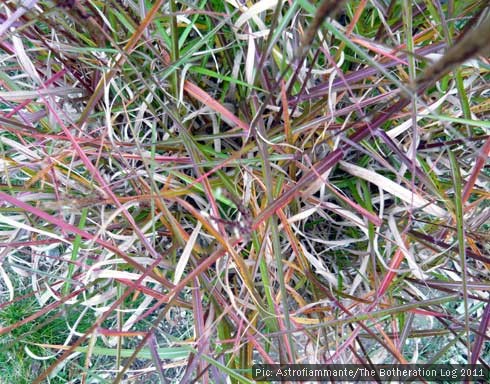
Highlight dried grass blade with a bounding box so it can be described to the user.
[339,161,447,218]
[173,222,201,285]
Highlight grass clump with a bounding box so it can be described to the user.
[0,0,489,382]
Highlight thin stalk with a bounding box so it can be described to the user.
[253,97,296,363]
[169,0,180,99]
[61,207,88,296]
[448,149,471,362]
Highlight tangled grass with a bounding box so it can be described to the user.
[0,0,489,382]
